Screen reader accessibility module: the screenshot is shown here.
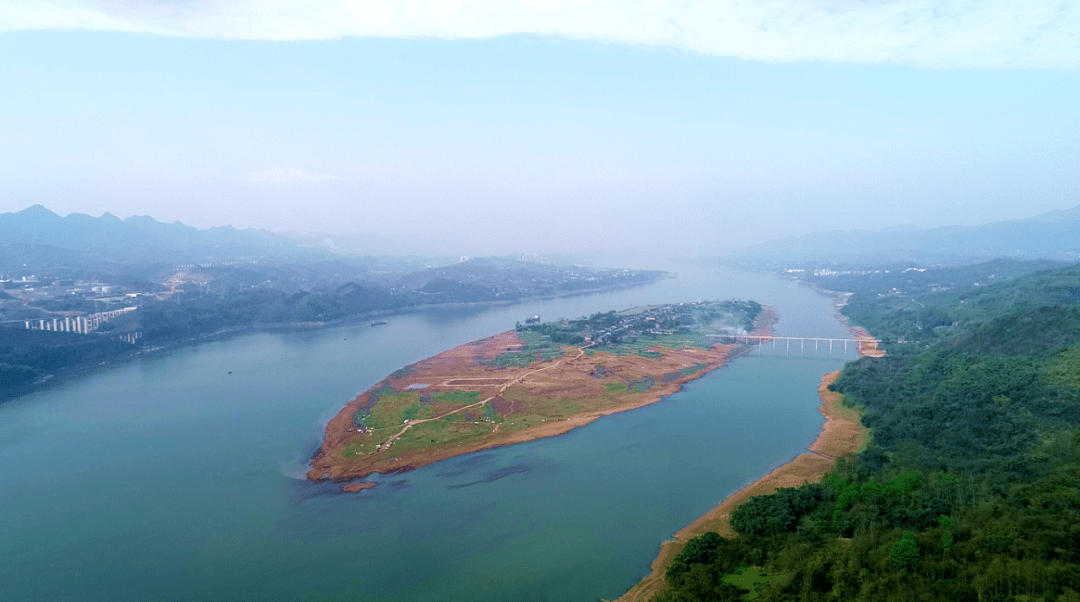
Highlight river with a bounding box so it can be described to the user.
[0,265,858,601]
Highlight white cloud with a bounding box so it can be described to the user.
[248,168,343,184]
[2,0,1078,69]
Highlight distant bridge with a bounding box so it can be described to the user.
[709,334,883,358]
[19,306,138,334]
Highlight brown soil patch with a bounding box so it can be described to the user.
[490,395,521,414]
[444,378,508,386]
[852,328,886,357]
[810,372,871,458]
[342,481,376,493]
[614,370,868,602]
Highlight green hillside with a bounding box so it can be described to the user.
[651,260,1080,601]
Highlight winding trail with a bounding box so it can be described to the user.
[380,343,593,447]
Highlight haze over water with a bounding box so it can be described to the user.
[0,265,857,601]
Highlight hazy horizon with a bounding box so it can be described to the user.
[5,199,1080,266]
[2,2,1078,258]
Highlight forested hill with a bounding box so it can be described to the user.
[650,260,1080,601]
[0,204,304,265]
[818,258,1080,350]
[0,259,664,400]
[724,204,1080,269]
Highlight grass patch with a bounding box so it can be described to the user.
[366,392,428,429]
[341,440,376,458]
[390,420,489,454]
[402,403,423,421]
[363,389,483,432]
[723,567,790,600]
[498,413,541,434]
[352,383,398,428]
[627,376,656,393]
[604,382,627,393]
[489,329,566,368]
[435,390,482,405]
[441,411,464,423]
[680,362,710,376]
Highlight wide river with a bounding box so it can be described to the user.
[0,264,858,601]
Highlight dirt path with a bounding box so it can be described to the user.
[500,344,585,392]
[380,398,493,448]
[493,344,590,432]
[383,344,592,445]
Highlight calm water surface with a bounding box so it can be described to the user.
[0,265,858,601]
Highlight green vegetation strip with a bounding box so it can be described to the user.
[647,260,1080,601]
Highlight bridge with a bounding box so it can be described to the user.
[17,306,138,334]
[709,334,884,358]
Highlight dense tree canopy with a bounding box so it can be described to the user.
[652,260,1080,601]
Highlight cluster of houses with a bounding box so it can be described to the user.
[581,302,715,347]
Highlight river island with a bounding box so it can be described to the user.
[308,300,769,488]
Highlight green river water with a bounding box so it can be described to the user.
[0,265,860,601]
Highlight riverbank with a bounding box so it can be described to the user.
[832,291,885,357]
[614,369,869,602]
[0,275,669,405]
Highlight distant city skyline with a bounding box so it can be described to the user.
[1,2,1078,257]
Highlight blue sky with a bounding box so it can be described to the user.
[1,2,1078,256]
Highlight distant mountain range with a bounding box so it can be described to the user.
[725,204,1080,268]
[0,205,306,267]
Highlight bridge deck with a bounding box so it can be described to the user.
[708,334,879,344]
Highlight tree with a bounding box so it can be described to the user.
[891,530,920,571]
[666,532,724,582]
[939,515,954,556]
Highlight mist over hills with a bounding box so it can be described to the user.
[0,205,453,278]
[0,204,658,275]
[0,206,666,397]
[0,205,307,267]
[10,201,1080,275]
[725,204,1080,269]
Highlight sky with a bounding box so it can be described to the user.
[1,1,1078,257]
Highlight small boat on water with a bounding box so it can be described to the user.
[370,320,388,326]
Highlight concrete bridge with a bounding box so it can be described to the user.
[709,334,883,358]
[21,306,138,334]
